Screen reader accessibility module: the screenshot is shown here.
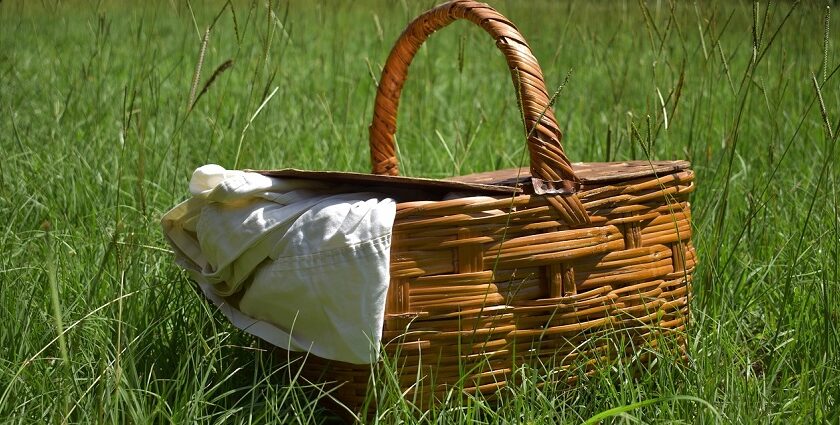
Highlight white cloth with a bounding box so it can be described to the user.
[161,164,396,364]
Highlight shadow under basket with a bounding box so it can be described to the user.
[256,0,695,416]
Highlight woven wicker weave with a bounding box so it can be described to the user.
[272,0,694,412]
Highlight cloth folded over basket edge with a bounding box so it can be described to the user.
[161,164,396,364]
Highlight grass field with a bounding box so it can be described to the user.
[2,0,839,423]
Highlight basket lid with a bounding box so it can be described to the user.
[251,160,690,196]
[250,168,522,195]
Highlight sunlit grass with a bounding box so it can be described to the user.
[1,0,838,423]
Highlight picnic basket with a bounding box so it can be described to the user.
[265,0,695,412]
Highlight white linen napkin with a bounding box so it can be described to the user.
[162,164,396,364]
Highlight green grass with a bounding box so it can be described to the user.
[1,0,839,423]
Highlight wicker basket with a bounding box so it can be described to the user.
[270,0,694,413]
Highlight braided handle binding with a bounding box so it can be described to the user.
[368,0,580,194]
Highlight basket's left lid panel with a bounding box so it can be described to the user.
[250,168,521,196]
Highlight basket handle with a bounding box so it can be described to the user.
[368,0,580,193]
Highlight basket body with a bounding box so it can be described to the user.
[280,161,694,410]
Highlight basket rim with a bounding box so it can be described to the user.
[250,160,691,196]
